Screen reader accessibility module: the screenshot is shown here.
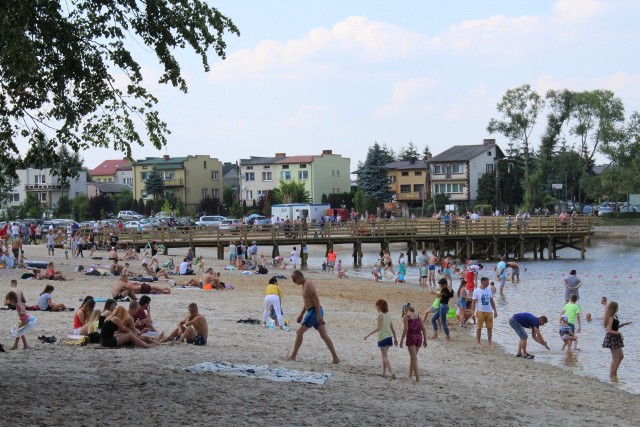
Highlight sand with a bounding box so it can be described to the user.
[1,243,638,427]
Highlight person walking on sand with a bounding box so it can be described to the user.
[364,299,398,379]
[496,256,507,294]
[508,312,550,359]
[471,277,498,348]
[326,248,336,274]
[603,301,632,380]
[399,303,428,382]
[430,278,454,341]
[286,270,339,364]
[382,249,395,278]
[564,269,582,302]
[290,247,298,270]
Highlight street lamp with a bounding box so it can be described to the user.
[494,158,516,215]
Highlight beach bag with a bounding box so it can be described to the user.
[88,332,100,344]
[258,266,268,275]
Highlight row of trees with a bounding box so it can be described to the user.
[486,84,638,210]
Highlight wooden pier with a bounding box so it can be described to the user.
[103,216,595,268]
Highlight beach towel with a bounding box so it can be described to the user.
[184,361,331,385]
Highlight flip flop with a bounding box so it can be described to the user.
[523,354,535,359]
[515,353,522,357]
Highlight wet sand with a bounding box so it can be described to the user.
[1,244,638,426]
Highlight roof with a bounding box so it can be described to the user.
[593,164,610,175]
[89,182,132,194]
[240,156,282,166]
[385,160,428,170]
[133,157,188,170]
[89,159,132,176]
[276,156,314,164]
[223,162,238,175]
[429,144,504,162]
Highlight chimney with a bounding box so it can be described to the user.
[409,157,416,164]
[163,154,170,160]
[322,149,333,155]
[275,153,286,158]
[483,139,496,146]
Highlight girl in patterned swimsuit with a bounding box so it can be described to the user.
[400,303,428,382]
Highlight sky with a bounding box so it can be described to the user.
[79,0,640,172]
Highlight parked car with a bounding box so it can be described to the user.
[244,214,270,226]
[219,219,242,233]
[582,205,593,215]
[117,210,144,221]
[598,206,613,216]
[123,220,152,230]
[43,219,80,229]
[195,215,227,227]
[175,217,196,227]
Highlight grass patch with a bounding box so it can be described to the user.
[594,217,640,226]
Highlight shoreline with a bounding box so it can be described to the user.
[1,245,639,425]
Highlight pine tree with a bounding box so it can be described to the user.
[399,141,419,160]
[145,167,164,200]
[360,143,391,202]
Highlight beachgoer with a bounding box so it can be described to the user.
[6,291,34,350]
[326,248,336,274]
[559,315,578,350]
[290,247,297,269]
[456,280,472,328]
[133,295,155,332]
[100,306,153,348]
[287,270,339,364]
[6,280,26,309]
[263,276,285,328]
[431,278,454,341]
[564,269,581,302]
[46,231,56,258]
[45,262,68,281]
[364,299,398,379]
[471,277,498,348]
[496,256,507,294]
[417,250,428,288]
[382,249,395,277]
[508,312,550,359]
[229,241,237,266]
[162,303,208,345]
[508,261,520,284]
[73,297,96,335]
[560,294,582,335]
[37,284,67,311]
[428,251,438,291]
[603,301,632,380]
[399,303,428,382]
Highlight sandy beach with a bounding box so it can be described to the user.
[1,243,638,427]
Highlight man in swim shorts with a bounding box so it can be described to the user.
[161,303,208,345]
[428,251,438,292]
[287,270,339,364]
[496,256,507,295]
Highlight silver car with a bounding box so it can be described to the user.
[195,215,227,227]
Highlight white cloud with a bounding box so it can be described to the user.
[373,76,437,118]
[281,105,332,129]
[552,0,606,23]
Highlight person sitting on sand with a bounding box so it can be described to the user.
[73,297,96,335]
[108,247,119,262]
[99,299,117,330]
[132,295,155,332]
[141,263,170,279]
[123,248,139,261]
[121,262,136,277]
[178,258,194,276]
[37,284,67,312]
[161,303,208,345]
[100,306,154,348]
[45,262,68,281]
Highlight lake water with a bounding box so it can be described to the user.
[301,239,640,394]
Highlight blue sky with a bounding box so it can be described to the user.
[82,0,640,171]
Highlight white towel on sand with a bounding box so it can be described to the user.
[185,361,331,385]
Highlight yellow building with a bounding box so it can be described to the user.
[386,159,430,211]
[132,155,223,211]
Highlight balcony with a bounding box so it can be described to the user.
[25,184,62,191]
[162,179,184,187]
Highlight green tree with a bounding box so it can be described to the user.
[113,189,134,212]
[272,180,310,204]
[71,193,89,221]
[222,186,236,209]
[145,167,164,200]
[421,145,432,161]
[54,195,72,217]
[476,172,496,205]
[88,194,114,220]
[0,171,17,207]
[18,193,43,218]
[0,1,238,180]
[487,84,545,209]
[399,141,419,160]
[353,187,367,214]
[360,143,391,203]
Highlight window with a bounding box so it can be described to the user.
[257,190,266,199]
[123,177,133,185]
[162,171,175,180]
[486,164,494,174]
[246,190,253,200]
[204,161,207,169]
[435,183,463,194]
[262,171,272,181]
[9,193,19,203]
[452,163,464,174]
[434,164,444,174]
[298,170,308,180]
[245,172,255,181]
[246,166,253,170]
[401,172,409,176]
[211,171,218,181]
[281,171,291,180]
[140,172,149,181]
[282,165,289,169]
[263,165,270,169]
[202,189,208,198]
[332,170,335,177]
[34,174,46,184]
[212,188,219,198]
[38,192,47,202]
[414,184,425,194]
[400,185,411,193]
[142,190,150,199]
[487,151,492,156]
[414,171,422,176]
[388,175,396,184]
[299,164,307,168]
[336,170,340,177]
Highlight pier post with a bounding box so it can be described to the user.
[466,238,471,260]
[406,241,413,265]
[411,239,417,265]
[519,237,525,260]
[492,238,498,259]
[217,244,224,260]
[547,238,553,261]
[455,241,460,259]
[581,236,586,260]
[272,242,280,259]
[327,240,334,256]
[353,241,363,267]
[533,241,538,260]
[301,243,308,270]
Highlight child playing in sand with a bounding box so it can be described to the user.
[490,281,497,295]
[321,261,327,273]
[372,263,382,282]
[394,272,405,284]
[6,291,34,350]
[336,260,348,278]
[364,299,398,379]
[559,315,578,350]
[195,255,205,273]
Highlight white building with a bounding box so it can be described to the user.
[6,168,87,209]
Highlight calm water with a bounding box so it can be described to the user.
[303,239,640,394]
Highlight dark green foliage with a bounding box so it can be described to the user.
[88,194,114,220]
[0,0,239,180]
[144,167,164,199]
[360,143,391,202]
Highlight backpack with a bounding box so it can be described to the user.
[258,266,268,275]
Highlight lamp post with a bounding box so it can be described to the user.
[494,158,515,215]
